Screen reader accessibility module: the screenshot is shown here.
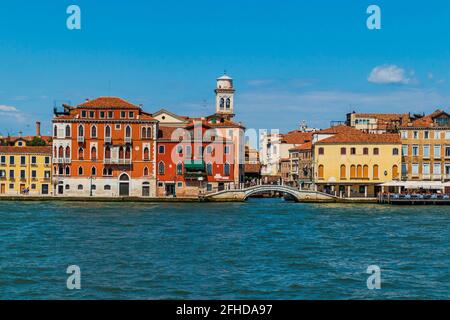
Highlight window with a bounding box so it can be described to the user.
[143,167,149,176]
[65,166,70,175]
[31,184,36,190]
[413,131,419,139]
[92,185,96,190]
[158,145,165,154]
[340,148,346,155]
[350,165,356,178]
[125,146,131,159]
[65,184,70,190]
[20,170,26,179]
[78,166,83,175]
[158,182,164,188]
[91,166,96,176]
[363,165,369,178]
[392,165,399,179]
[402,145,408,156]
[224,163,230,176]
[412,145,419,156]
[0,170,5,178]
[108,111,113,118]
[158,162,165,175]
[44,171,50,178]
[89,111,95,118]
[434,131,441,139]
[105,146,111,159]
[393,148,399,156]
[363,148,369,155]
[20,156,26,165]
[54,125,58,137]
[9,156,14,165]
[206,183,212,192]
[318,165,324,179]
[446,131,450,139]
[434,145,441,158]
[402,164,407,176]
[105,125,111,138]
[412,163,419,175]
[0,156,5,164]
[318,148,324,155]
[220,98,224,109]
[78,125,84,137]
[206,146,212,154]
[401,131,408,139]
[176,163,183,175]
[91,125,97,138]
[65,125,71,138]
[129,112,134,118]
[433,163,441,175]
[373,148,379,155]
[178,182,183,188]
[91,147,97,160]
[81,110,87,118]
[104,185,111,190]
[373,165,379,179]
[424,131,430,139]
[357,165,363,178]
[143,147,150,160]
[78,147,83,160]
[340,165,346,179]
[176,145,183,155]
[100,111,105,119]
[446,146,450,157]
[9,170,14,179]
[206,163,213,176]
[350,148,356,155]
[186,146,192,157]
[423,163,430,175]
[423,145,430,158]
[45,157,50,165]
[9,183,14,189]
[120,111,126,118]
[224,146,230,154]
[226,98,231,109]
[78,185,83,190]
[31,170,36,178]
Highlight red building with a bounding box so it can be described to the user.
[52,97,158,197]
[156,120,237,197]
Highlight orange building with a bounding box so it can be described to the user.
[52,97,158,197]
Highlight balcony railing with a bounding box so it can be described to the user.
[77,136,85,143]
[104,136,112,144]
[103,158,132,165]
[124,136,132,144]
[53,158,71,164]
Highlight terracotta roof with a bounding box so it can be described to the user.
[0,146,52,154]
[290,141,312,151]
[244,164,261,173]
[78,97,140,109]
[317,133,401,144]
[407,109,450,127]
[281,131,312,144]
[316,125,361,135]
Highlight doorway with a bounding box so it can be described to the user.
[119,173,130,196]
[142,182,150,197]
[0,184,5,194]
[165,183,175,197]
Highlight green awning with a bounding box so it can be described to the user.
[184,160,205,172]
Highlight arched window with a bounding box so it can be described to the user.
[340,165,346,179]
[143,167,149,176]
[105,125,111,138]
[357,165,363,178]
[392,165,399,179]
[318,147,324,155]
[318,165,324,179]
[91,166,96,176]
[108,168,113,175]
[206,163,213,176]
[119,147,124,159]
[65,146,70,159]
[58,166,63,175]
[220,98,225,109]
[65,125,71,138]
[78,125,84,137]
[141,127,146,138]
[58,146,64,158]
[143,147,149,160]
[102,167,107,176]
[350,165,356,179]
[125,125,131,138]
[226,98,231,109]
[374,148,380,155]
[224,163,230,176]
[176,163,183,175]
[65,166,70,175]
[91,125,97,138]
[104,185,111,190]
[54,125,58,137]
[158,161,165,175]
[373,165,379,179]
[363,165,369,178]
[105,146,111,159]
[146,127,151,138]
[77,185,83,190]
[78,147,84,160]
[91,146,97,160]
[78,166,83,175]
[53,146,57,158]
[125,146,131,159]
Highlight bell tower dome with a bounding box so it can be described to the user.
[215,73,235,119]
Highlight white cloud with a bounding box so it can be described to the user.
[0,105,19,112]
[368,65,411,85]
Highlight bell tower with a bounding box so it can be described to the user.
[215,73,235,119]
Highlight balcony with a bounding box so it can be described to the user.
[77,136,85,143]
[119,159,132,165]
[124,136,132,144]
[422,174,431,180]
[104,136,112,144]
[432,174,442,181]
[53,158,71,164]
[103,158,132,165]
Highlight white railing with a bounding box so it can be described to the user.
[77,136,85,143]
[104,136,111,143]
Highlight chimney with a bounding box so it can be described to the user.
[36,121,41,137]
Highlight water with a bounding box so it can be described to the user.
[0,199,448,300]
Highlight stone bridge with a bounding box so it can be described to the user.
[204,185,338,202]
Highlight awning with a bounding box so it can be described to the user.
[184,160,205,172]
[380,181,445,190]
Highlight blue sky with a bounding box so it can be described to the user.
[1,0,450,136]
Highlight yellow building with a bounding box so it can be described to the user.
[0,140,52,195]
[313,126,401,198]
